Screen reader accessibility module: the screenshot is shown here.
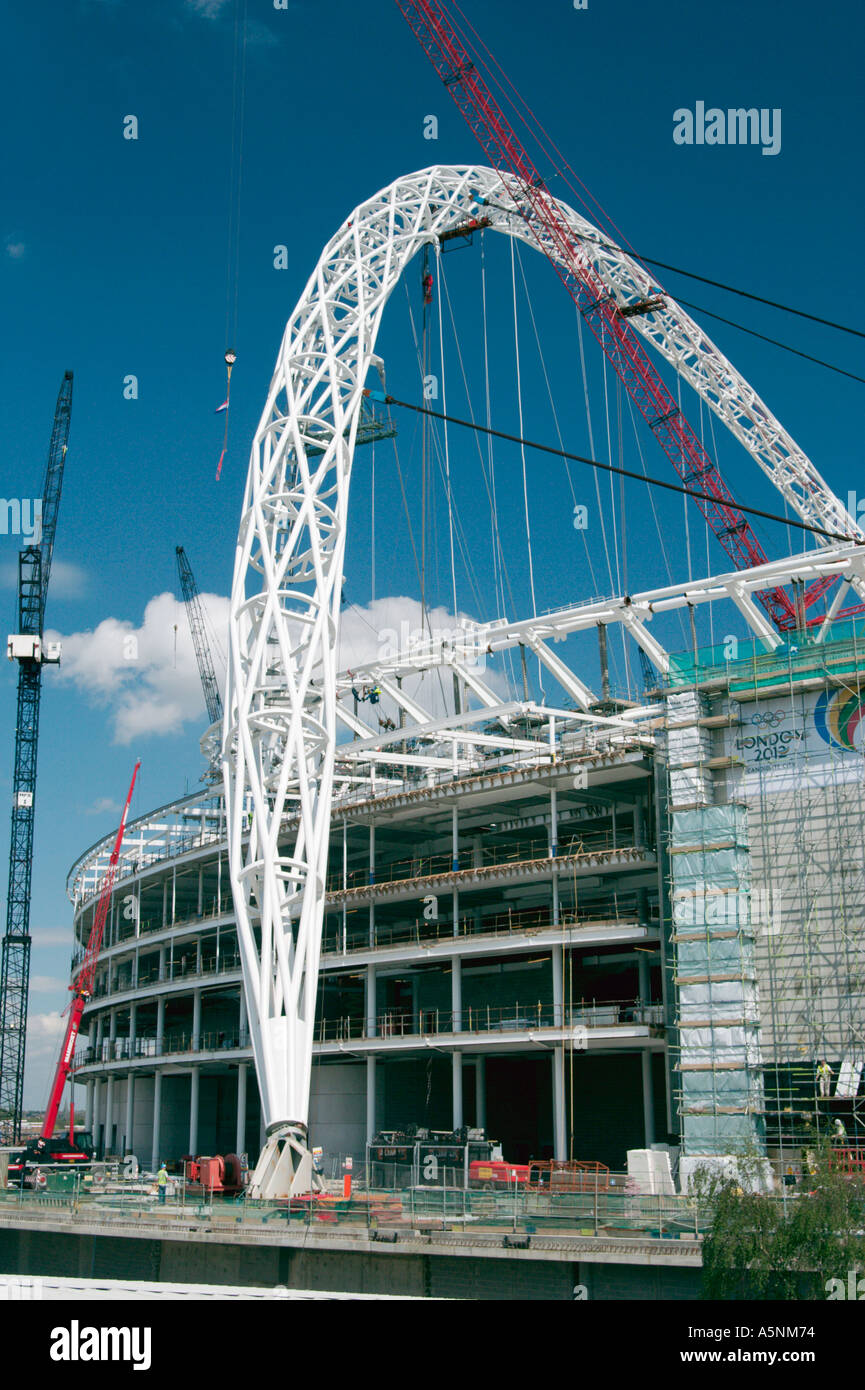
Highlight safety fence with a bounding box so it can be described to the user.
[0,1171,708,1241]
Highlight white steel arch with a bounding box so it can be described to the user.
[222,164,855,1194]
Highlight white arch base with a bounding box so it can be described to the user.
[222,164,855,1197]
[248,1121,322,1200]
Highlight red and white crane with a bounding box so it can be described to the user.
[41,761,140,1141]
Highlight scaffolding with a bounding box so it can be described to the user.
[663,624,865,1164]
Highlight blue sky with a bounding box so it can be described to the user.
[3,0,863,1103]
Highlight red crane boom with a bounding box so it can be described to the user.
[393,0,803,629]
[41,761,140,1140]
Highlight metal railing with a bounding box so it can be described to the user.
[325,829,641,896]
[321,897,655,956]
[317,998,664,1043]
[89,953,242,1001]
[74,1029,251,1068]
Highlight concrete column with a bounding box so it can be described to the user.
[452,955,462,1031]
[553,1049,566,1161]
[95,1013,104,1050]
[365,964,376,1037]
[156,997,165,1054]
[641,1050,655,1147]
[475,1057,486,1130]
[151,1072,162,1171]
[452,1052,463,1130]
[551,778,560,926]
[366,1055,377,1142]
[189,1066,200,1154]
[128,1003,137,1052]
[196,936,202,972]
[192,989,201,1050]
[162,879,168,928]
[105,1076,115,1152]
[552,947,564,1028]
[84,1079,94,1131]
[158,945,166,983]
[197,866,204,917]
[369,823,375,884]
[637,952,650,1007]
[124,1074,135,1155]
[88,1018,96,1047]
[236,1063,247,1153]
[92,1078,102,1150]
[171,866,176,925]
[238,987,247,1043]
[451,804,459,872]
[109,1008,118,1043]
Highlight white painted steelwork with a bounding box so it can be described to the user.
[221,165,858,1195]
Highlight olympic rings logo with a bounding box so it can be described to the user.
[751,710,786,728]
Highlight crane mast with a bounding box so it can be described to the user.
[41,763,140,1141]
[392,0,836,630]
[0,372,72,1143]
[176,546,223,727]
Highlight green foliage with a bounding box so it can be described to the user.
[697,1141,865,1300]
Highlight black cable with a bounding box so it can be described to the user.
[637,255,865,341]
[382,395,858,546]
[674,296,865,385]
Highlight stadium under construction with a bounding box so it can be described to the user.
[66,568,865,1186]
[2,7,864,1303]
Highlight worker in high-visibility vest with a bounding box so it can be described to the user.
[816,1060,832,1098]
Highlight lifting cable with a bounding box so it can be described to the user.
[450,0,864,346]
[513,243,601,599]
[215,0,248,480]
[373,394,858,547]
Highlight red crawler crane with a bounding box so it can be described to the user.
[41,761,140,1142]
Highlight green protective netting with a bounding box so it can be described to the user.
[672,892,750,931]
[681,1069,762,1100]
[670,848,750,885]
[682,1114,767,1153]
[676,936,749,972]
[670,805,748,847]
[666,619,865,689]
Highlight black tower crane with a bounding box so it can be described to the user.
[0,372,72,1142]
[176,546,223,727]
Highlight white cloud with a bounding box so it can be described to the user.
[49,589,509,749]
[24,1010,67,1108]
[49,589,229,746]
[184,0,231,16]
[4,237,26,260]
[0,559,88,597]
[31,927,74,948]
[30,975,67,993]
[86,797,122,816]
[27,1011,66,1040]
